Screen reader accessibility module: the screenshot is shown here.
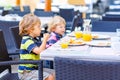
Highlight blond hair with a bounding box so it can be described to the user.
[19,13,41,36]
[48,15,66,32]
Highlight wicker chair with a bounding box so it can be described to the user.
[0,29,12,73]
[0,20,19,55]
[8,11,30,16]
[66,12,82,33]
[54,57,120,80]
[0,29,43,80]
[9,26,22,50]
[91,21,120,32]
[12,6,21,11]
[23,5,30,12]
[0,6,4,10]
[102,16,120,21]
[34,11,54,17]
[59,8,74,31]
[0,60,43,80]
[70,15,80,32]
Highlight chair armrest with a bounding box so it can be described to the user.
[0,60,43,80]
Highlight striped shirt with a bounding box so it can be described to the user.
[46,32,62,48]
[18,35,41,73]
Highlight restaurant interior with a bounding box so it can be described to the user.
[0,0,120,80]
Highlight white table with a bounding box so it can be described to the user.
[109,5,120,9]
[40,32,120,60]
[105,12,120,15]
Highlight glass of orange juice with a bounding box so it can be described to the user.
[82,33,92,41]
[74,31,82,39]
[60,42,68,49]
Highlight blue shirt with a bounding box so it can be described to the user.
[18,35,41,72]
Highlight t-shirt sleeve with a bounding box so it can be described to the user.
[24,39,37,53]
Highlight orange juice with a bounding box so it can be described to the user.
[82,33,92,41]
[75,31,82,39]
[60,42,68,49]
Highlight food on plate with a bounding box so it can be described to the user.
[92,35,99,39]
[92,34,110,40]
[97,42,111,46]
[68,38,84,45]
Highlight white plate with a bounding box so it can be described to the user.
[92,34,110,40]
[68,39,85,46]
[68,43,85,46]
[87,41,111,47]
[67,33,75,37]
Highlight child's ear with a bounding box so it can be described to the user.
[28,27,34,34]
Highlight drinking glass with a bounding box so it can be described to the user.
[74,31,82,39]
[82,33,92,41]
[60,42,68,49]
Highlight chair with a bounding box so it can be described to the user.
[91,21,120,32]
[34,11,54,17]
[0,29,12,73]
[0,6,4,10]
[12,6,21,11]
[59,8,74,31]
[35,8,44,11]
[70,12,83,32]
[2,10,10,16]
[54,57,120,80]
[75,11,83,30]
[59,8,74,22]
[23,5,30,12]
[0,20,19,55]
[0,60,43,80]
[102,16,120,21]
[8,11,30,16]
[70,15,78,32]
[10,26,22,50]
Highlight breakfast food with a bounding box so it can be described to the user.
[92,35,99,39]
[97,42,111,46]
[69,39,84,45]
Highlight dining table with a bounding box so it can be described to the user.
[40,31,120,61]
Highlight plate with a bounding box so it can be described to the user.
[67,33,75,37]
[92,34,110,40]
[87,41,111,47]
[69,43,85,46]
[68,39,85,46]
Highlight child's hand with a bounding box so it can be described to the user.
[43,33,50,41]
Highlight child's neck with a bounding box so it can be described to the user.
[29,33,35,38]
[53,32,62,37]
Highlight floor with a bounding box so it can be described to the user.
[12,65,18,73]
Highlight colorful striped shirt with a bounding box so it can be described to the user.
[46,32,62,48]
[18,35,41,73]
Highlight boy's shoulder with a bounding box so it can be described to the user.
[23,35,38,41]
[21,35,34,43]
[23,35,33,39]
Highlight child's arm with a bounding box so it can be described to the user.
[32,33,50,54]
